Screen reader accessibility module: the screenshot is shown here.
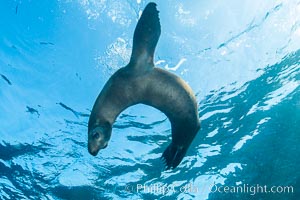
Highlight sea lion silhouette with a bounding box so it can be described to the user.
[88,2,200,169]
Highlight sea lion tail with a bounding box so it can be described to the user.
[161,143,187,170]
[130,2,161,65]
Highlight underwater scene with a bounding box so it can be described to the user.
[0,0,299,199]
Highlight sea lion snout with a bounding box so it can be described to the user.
[88,147,99,156]
[88,141,108,156]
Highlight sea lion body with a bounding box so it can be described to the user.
[88,3,200,169]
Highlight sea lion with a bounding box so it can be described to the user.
[88,2,200,169]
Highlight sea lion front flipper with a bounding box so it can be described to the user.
[130,2,161,66]
[161,143,187,170]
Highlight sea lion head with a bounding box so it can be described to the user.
[88,122,112,156]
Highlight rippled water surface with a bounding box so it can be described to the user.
[0,0,299,199]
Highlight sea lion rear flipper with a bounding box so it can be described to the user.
[130,2,161,66]
[161,143,187,170]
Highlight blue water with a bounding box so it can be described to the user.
[0,0,299,199]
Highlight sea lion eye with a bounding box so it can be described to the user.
[93,132,100,139]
